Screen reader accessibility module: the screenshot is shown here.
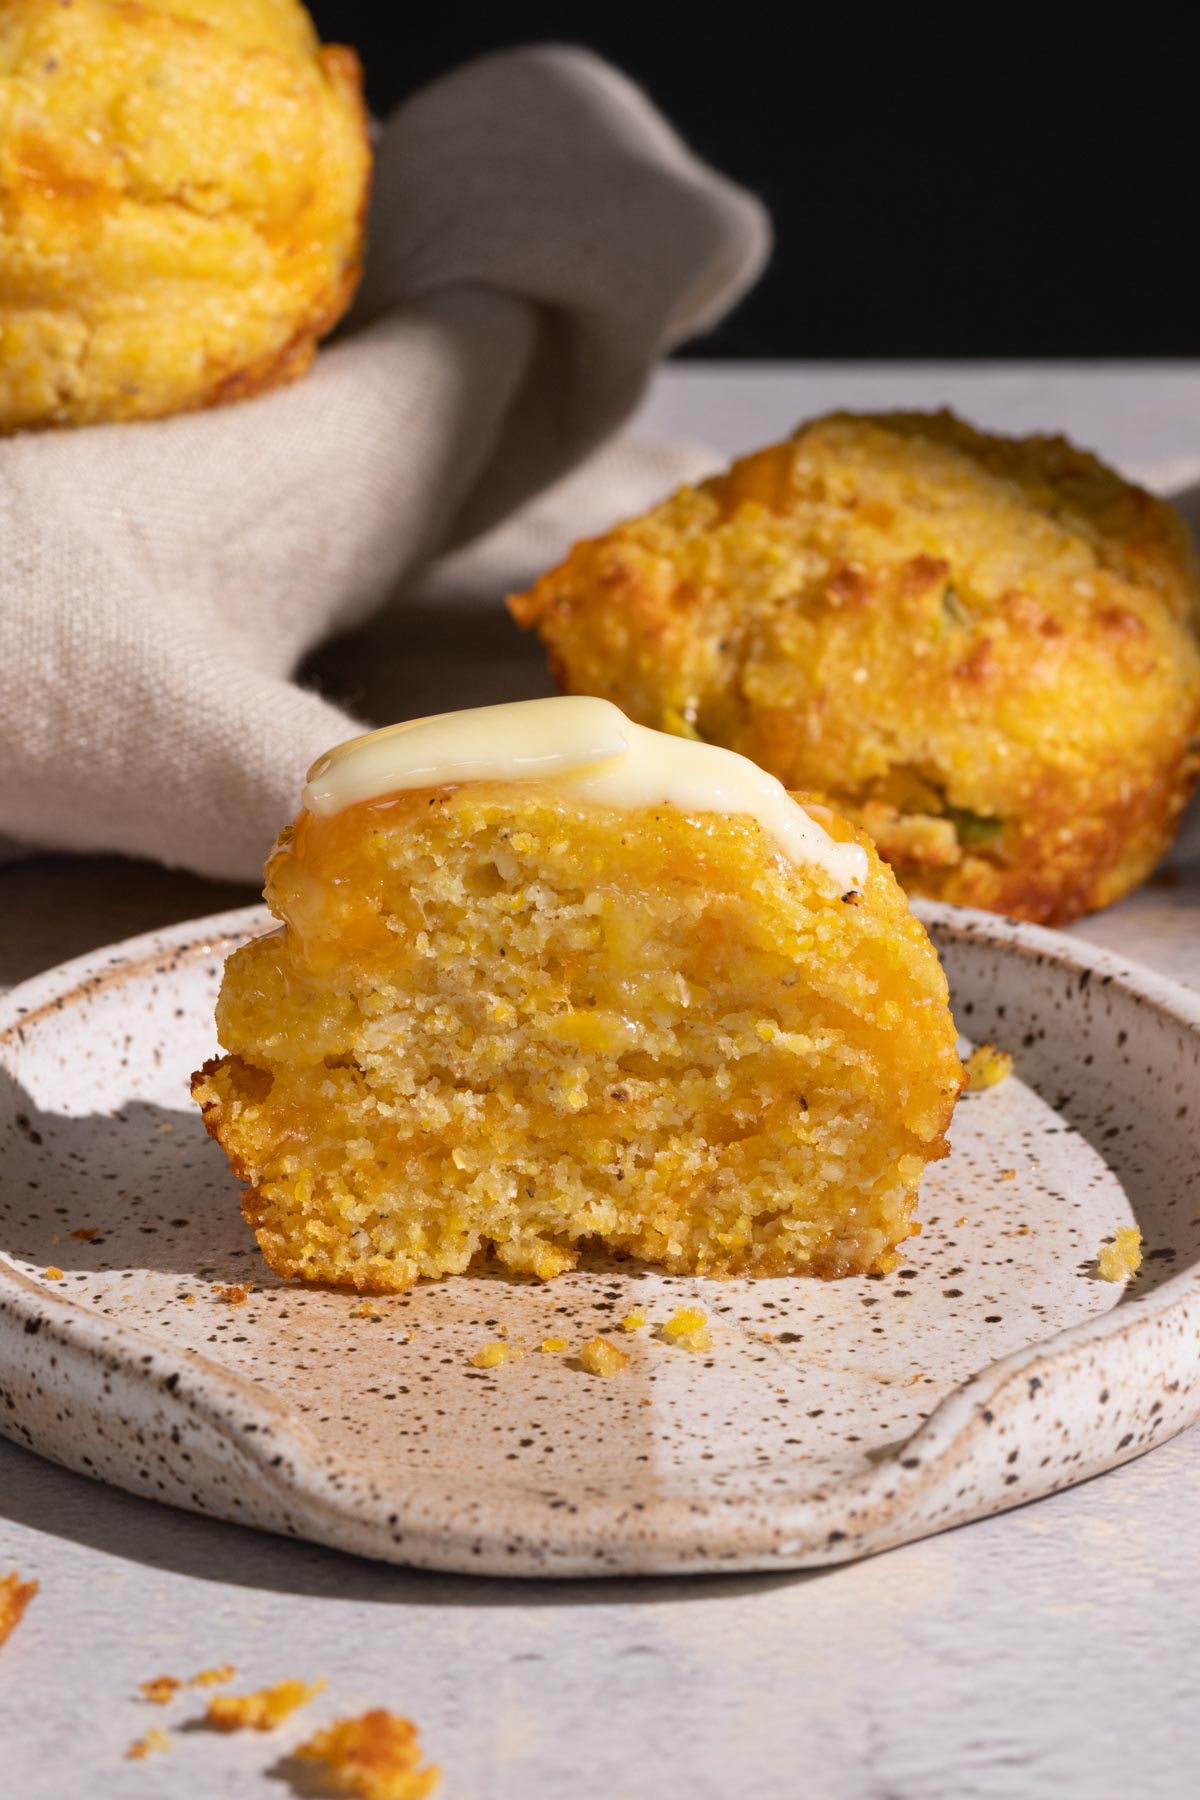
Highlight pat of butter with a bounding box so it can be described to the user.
[303,697,867,892]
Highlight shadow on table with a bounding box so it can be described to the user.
[0,1436,825,1608]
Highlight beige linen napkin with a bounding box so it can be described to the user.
[0,47,768,881]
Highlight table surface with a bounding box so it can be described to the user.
[3,364,1200,1800]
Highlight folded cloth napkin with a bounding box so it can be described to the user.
[0,46,769,882]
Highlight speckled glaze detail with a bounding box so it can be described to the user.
[0,903,1197,1577]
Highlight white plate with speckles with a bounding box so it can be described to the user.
[0,902,1198,1577]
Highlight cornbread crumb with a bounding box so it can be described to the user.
[44,1266,63,1281]
[0,1571,37,1646]
[192,1665,236,1688]
[183,1294,196,1305]
[296,1708,441,1799]
[470,1343,512,1369]
[964,1044,1013,1090]
[126,1729,171,1760]
[205,1678,325,1731]
[619,1308,648,1332]
[354,1302,383,1320]
[659,1306,713,1353]
[1000,1168,1016,1181]
[140,1676,182,1705]
[70,1227,100,1241]
[539,1337,568,1353]
[578,1337,630,1377]
[1097,1227,1144,1283]
[215,1283,254,1306]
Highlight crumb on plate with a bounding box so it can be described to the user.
[1097,1227,1143,1283]
[964,1044,1013,1090]
[470,1343,513,1369]
[205,1678,325,1731]
[539,1337,568,1353]
[70,1227,100,1241]
[214,1283,253,1306]
[658,1305,713,1353]
[295,1708,441,1799]
[0,1572,38,1647]
[578,1336,630,1377]
[619,1307,648,1332]
[44,1266,63,1281]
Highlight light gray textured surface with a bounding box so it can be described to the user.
[2,364,1199,1799]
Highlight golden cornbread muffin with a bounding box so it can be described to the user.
[192,699,963,1291]
[0,0,369,429]
[510,411,1200,924]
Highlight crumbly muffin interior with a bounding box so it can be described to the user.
[194,785,962,1290]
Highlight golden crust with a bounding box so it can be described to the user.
[510,410,1200,925]
[0,0,369,429]
[193,781,963,1290]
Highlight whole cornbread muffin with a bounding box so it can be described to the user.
[510,411,1200,924]
[193,699,963,1291]
[0,0,369,429]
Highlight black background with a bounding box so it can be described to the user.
[308,6,1194,360]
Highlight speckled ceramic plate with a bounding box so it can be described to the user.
[1,903,1197,1577]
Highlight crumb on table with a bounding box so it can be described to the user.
[578,1336,630,1377]
[140,1675,182,1705]
[191,1664,236,1688]
[205,1678,325,1731]
[295,1708,441,1799]
[0,1571,38,1647]
[70,1227,100,1241]
[658,1305,713,1353]
[44,1266,63,1281]
[1097,1227,1143,1283]
[125,1729,171,1760]
[964,1044,1013,1090]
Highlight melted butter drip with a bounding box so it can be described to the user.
[303,697,867,891]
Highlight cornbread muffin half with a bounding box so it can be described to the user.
[510,411,1200,924]
[193,699,963,1291]
[0,0,369,429]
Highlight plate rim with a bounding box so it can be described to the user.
[1,899,1198,1576]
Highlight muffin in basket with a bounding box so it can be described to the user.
[0,0,369,429]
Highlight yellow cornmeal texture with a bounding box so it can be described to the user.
[578,1336,629,1376]
[1097,1227,1143,1283]
[964,1043,1013,1090]
[510,411,1200,925]
[0,0,369,429]
[660,1304,713,1351]
[193,782,964,1291]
